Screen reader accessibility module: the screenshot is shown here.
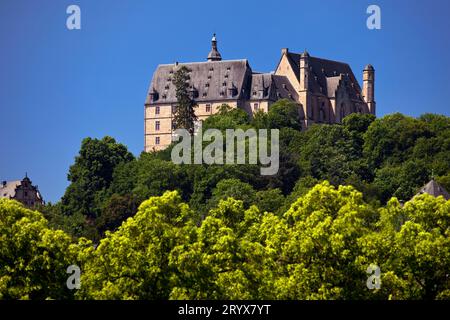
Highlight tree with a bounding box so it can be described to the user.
[202,105,250,132]
[363,113,431,168]
[172,66,198,135]
[274,182,376,299]
[0,199,89,300]
[255,188,285,214]
[208,178,256,210]
[361,194,450,299]
[265,99,301,130]
[77,191,195,299]
[61,136,134,219]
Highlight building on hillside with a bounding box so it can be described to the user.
[144,34,375,151]
[414,178,450,200]
[0,174,44,207]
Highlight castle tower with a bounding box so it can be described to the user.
[207,33,222,61]
[363,64,375,115]
[299,50,311,126]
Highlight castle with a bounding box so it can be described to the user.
[0,174,44,207]
[144,35,375,151]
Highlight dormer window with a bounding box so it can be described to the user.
[149,89,159,102]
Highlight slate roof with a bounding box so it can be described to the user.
[0,180,21,198]
[146,59,252,105]
[415,179,450,200]
[248,73,298,101]
[285,52,364,101]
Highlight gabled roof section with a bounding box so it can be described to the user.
[249,73,298,101]
[281,52,364,101]
[146,59,252,105]
[415,179,450,200]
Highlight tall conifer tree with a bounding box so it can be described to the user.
[172,66,198,135]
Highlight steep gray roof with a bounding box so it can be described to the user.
[248,73,298,101]
[286,52,364,101]
[146,60,252,105]
[0,180,20,198]
[416,179,450,200]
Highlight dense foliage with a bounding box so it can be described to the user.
[39,101,450,241]
[1,183,449,299]
[3,100,450,299]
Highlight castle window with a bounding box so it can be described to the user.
[253,91,257,96]
[254,103,259,111]
[227,67,231,71]
[24,191,28,197]
[205,83,209,88]
[206,104,211,113]
[209,67,214,72]
[320,102,325,122]
[155,137,160,145]
[220,91,224,96]
[165,85,170,90]
[222,82,227,87]
[202,92,207,97]
[162,94,167,99]
[155,121,160,131]
[224,74,229,78]
[207,75,212,79]
[155,106,160,115]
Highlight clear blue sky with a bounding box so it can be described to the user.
[1,0,450,203]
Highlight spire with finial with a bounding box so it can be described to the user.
[207,33,222,61]
[301,49,310,58]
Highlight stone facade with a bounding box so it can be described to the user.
[144,35,375,151]
[0,175,44,207]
